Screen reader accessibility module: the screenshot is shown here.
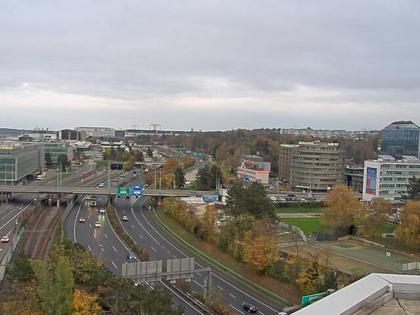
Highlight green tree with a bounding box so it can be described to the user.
[8,252,35,282]
[174,167,185,188]
[135,150,144,162]
[32,249,74,315]
[358,197,390,238]
[146,147,153,158]
[406,176,420,200]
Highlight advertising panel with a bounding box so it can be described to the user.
[366,167,377,195]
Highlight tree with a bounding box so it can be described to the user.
[296,254,322,295]
[226,182,274,219]
[8,252,35,282]
[406,176,420,200]
[174,167,185,188]
[135,150,144,162]
[146,147,153,158]
[321,184,362,235]
[200,205,218,241]
[358,197,391,238]
[396,201,420,248]
[71,290,101,315]
[162,173,176,189]
[242,231,279,272]
[45,152,53,167]
[124,154,136,171]
[163,158,180,173]
[32,251,74,315]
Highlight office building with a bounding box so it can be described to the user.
[43,142,74,166]
[278,144,299,181]
[0,143,44,184]
[295,273,420,315]
[237,155,271,185]
[18,128,58,142]
[345,165,364,193]
[290,141,344,192]
[75,127,115,138]
[381,121,420,159]
[362,155,420,202]
[59,129,85,141]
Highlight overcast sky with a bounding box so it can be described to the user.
[1,0,420,131]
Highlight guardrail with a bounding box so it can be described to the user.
[0,224,26,282]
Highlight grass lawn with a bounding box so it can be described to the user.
[384,222,396,234]
[283,217,325,236]
[275,206,324,214]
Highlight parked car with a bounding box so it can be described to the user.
[242,302,258,313]
[79,218,86,223]
[1,236,10,243]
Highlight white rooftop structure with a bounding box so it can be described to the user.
[295,273,420,315]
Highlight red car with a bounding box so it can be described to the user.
[1,236,10,243]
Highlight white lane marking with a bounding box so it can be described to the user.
[193,280,203,288]
[217,285,224,291]
[112,245,117,252]
[101,247,105,252]
[73,200,83,243]
[0,204,31,235]
[229,304,244,314]
[88,223,92,228]
[130,224,135,229]
[88,245,92,251]
[111,261,118,270]
[138,234,144,239]
[104,211,130,251]
[151,246,157,253]
[131,207,161,245]
[145,208,282,313]
[229,293,237,300]
[105,234,109,239]
[160,281,205,315]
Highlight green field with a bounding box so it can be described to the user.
[283,217,325,235]
[275,206,324,214]
[384,222,396,233]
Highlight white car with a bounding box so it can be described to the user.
[98,183,104,188]
[79,218,86,223]
[122,215,128,222]
[95,222,101,228]
[99,209,106,214]
[1,236,10,243]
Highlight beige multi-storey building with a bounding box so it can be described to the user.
[290,141,344,192]
[278,144,299,182]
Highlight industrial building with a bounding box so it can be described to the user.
[0,143,44,184]
[362,155,420,202]
[381,121,420,159]
[278,144,299,181]
[75,127,115,138]
[237,155,271,185]
[59,129,85,141]
[290,141,344,192]
[295,273,420,315]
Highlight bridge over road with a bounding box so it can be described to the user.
[0,186,216,197]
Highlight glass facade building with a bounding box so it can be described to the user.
[381,121,420,159]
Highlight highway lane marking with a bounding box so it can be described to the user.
[0,204,31,235]
[88,245,92,251]
[101,247,105,252]
[228,293,237,300]
[105,233,109,239]
[192,280,203,288]
[131,207,161,245]
[73,201,83,243]
[229,304,244,315]
[138,234,144,239]
[104,212,130,252]
[151,246,157,253]
[130,224,135,229]
[111,261,118,270]
[146,208,282,313]
[112,245,117,252]
[217,285,224,291]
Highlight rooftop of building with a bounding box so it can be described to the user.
[375,155,420,163]
[295,273,420,315]
[384,121,420,130]
[280,144,299,148]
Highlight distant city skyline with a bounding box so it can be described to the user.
[1,1,420,130]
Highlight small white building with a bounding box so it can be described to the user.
[362,155,420,202]
[237,155,271,185]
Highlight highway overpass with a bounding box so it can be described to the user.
[0,186,216,197]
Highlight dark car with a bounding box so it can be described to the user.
[242,302,258,313]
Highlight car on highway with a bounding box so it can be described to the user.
[242,302,258,313]
[78,218,86,223]
[122,215,128,221]
[94,221,101,228]
[127,251,136,260]
[98,182,104,188]
[1,236,10,243]
[99,209,106,214]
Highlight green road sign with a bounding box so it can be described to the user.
[116,187,130,197]
[301,292,327,306]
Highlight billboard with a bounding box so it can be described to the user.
[365,167,377,195]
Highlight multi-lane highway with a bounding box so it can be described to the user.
[64,195,207,315]
[115,196,287,315]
